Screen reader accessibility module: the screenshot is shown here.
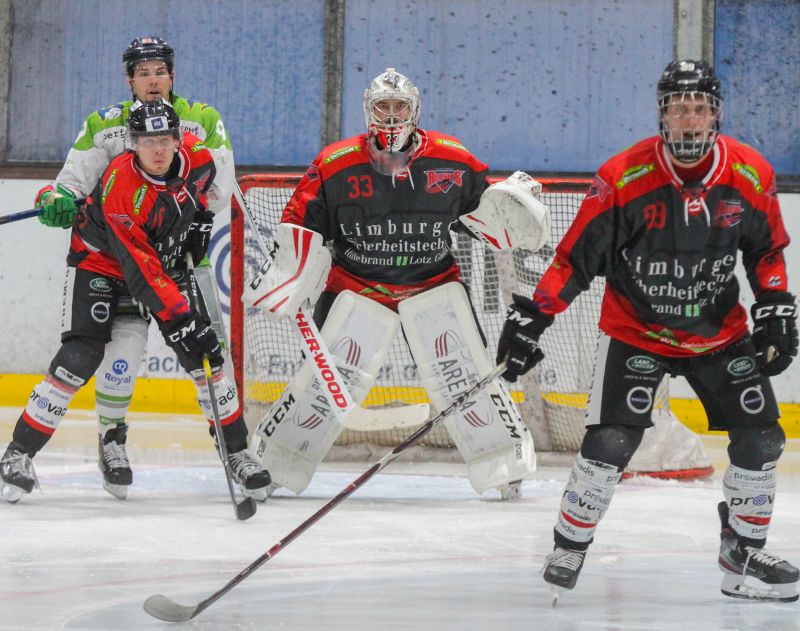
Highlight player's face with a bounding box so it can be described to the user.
[128,61,173,101]
[660,92,719,164]
[134,134,179,176]
[371,98,413,126]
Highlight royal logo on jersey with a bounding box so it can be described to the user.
[102,169,118,204]
[616,163,655,189]
[733,163,763,193]
[712,199,743,228]
[323,145,360,164]
[424,169,465,194]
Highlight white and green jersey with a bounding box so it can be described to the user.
[57,94,235,213]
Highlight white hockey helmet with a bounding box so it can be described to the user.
[363,68,421,156]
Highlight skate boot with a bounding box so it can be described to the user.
[718,501,799,602]
[228,449,271,501]
[98,424,133,500]
[542,546,586,606]
[0,442,40,503]
[499,479,523,501]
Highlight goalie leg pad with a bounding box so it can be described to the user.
[95,314,148,437]
[399,282,536,493]
[250,291,399,494]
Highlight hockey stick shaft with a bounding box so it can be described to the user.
[186,253,256,521]
[0,197,87,225]
[143,361,506,622]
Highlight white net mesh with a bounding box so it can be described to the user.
[233,176,677,455]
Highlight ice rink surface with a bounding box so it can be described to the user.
[1,409,799,631]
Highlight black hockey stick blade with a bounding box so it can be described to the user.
[236,496,257,520]
[143,594,201,622]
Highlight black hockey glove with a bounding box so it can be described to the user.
[186,210,215,263]
[496,293,553,382]
[751,291,798,376]
[161,310,223,371]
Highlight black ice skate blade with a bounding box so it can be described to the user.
[144,594,200,622]
[235,496,257,521]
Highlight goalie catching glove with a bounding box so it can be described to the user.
[243,223,331,318]
[160,310,224,370]
[35,184,78,229]
[751,291,798,376]
[459,171,550,251]
[496,293,553,382]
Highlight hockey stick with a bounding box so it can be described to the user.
[186,253,257,521]
[0,198,87,226]
[143,361,506,622]
[233,182,429,428]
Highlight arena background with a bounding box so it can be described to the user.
[0,0,798,432]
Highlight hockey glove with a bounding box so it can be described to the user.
[36,184,78,229]
[751,291,798,376]
[161,310,224,371]
[496,293,553,382]
[186,210,215,263]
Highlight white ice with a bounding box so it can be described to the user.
[1,409,799,630]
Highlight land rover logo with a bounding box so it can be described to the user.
[89,277,112,293]
[727,357,755,377]
[626,356,659,374]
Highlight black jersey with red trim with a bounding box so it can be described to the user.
[281,129,489,307]
[67,132,216,324]
[534,134,790,357]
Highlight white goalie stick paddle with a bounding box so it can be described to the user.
[233,182,430,430]
[142,361,506,622]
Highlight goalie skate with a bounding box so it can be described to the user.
[542,546,586,606]
[0,443,39,503]
[718,502,799,602]
[98,425,133,500]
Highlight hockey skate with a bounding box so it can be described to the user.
[228,449,271,501]
[542,546,586,606]
[718,501,799,602]
[98,425,133,500]
[499,479,523,501]
[0,443,40,503]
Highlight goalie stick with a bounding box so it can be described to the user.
[143,361,507,622]
[186,253,257,521]
[233,182,430,429]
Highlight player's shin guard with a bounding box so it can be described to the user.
[95,315,147,438]
[250,291,399,495]
[399,283,535,496]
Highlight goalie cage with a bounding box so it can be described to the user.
[230,174,712,480]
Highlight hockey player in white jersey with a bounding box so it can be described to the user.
[29,36,236,499]
[244,68,551,499]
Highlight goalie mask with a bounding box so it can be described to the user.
[363,68,421,175]
[123,36,175,76]
[657,60,722,164]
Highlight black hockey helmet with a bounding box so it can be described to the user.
[123,36,175,76]
[657,60,723,163]
[127,99,181,141]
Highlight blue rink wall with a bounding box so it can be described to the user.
[6,0,799,175]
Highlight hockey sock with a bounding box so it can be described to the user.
[723,463,776,544]
[555,455,623,547]
[14,376,80,455]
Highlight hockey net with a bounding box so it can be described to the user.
[230,174,712,478]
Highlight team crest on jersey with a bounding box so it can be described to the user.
[586,175,612,203]
[712,199,743,228]
[424,169,465,194]
[194,168,212,195]
[98,104,124,121]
